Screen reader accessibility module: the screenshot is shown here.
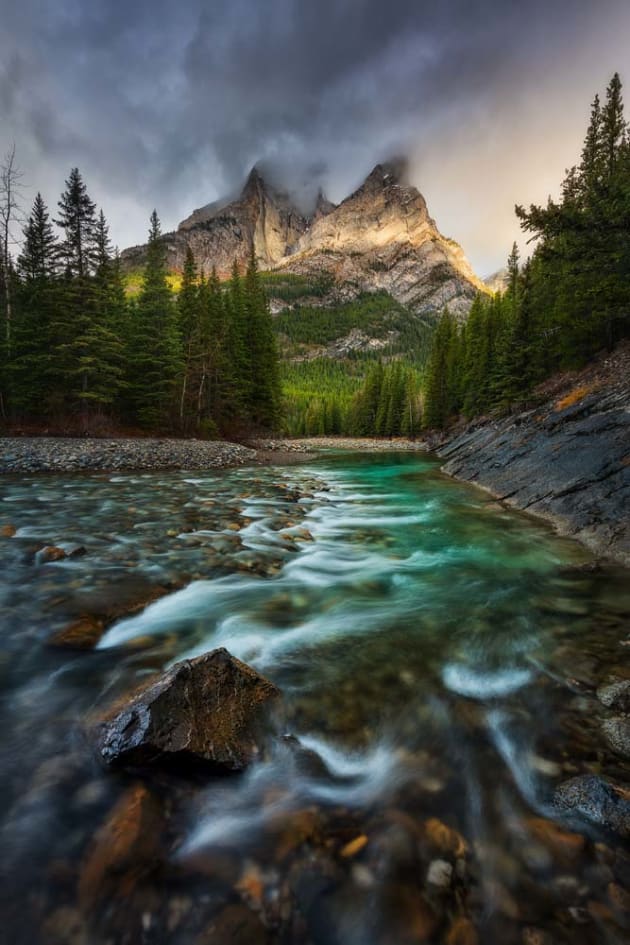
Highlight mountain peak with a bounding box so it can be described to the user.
[241,164,267,197]
[314,187,335,219]
[127,154,484,317]
[363,157,410,189]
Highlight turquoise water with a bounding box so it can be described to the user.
[0,452,628,944]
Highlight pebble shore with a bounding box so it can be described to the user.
[0,437,258,474]
[253,436,429,452]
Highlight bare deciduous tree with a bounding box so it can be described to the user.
[0,144,26,355]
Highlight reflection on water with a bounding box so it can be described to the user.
[0,452,628,945]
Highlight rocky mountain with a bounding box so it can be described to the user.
[275,160,486,318]
[122,167,312,278]
[484,267,510,294]
[122,159,485,318]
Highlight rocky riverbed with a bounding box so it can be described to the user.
[435,343,630,566]
[1,453,629,945]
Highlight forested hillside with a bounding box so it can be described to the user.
[275,291,434,435]
[424,73,630,428]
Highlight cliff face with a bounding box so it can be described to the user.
[122,168,311,279]
[484,267,510,295]
[276,160,485,319]
[122,160,485,317]
[435,343,630,565]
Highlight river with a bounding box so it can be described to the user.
[0,451,628,944]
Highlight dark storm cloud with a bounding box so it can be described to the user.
[1,0,629,271]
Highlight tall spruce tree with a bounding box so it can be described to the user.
[11,194,59,413]
[53,170,124,421]
[177,246,203,429]
[243,248,281,429]
[423,310,456,429]
[55,168,98,278]
[126,211,182,428]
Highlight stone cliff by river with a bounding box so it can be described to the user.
[435,342,630,566]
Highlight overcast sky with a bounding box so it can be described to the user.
[2,0,629,275]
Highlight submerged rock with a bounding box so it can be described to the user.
[39,545,67,563]
[48,616,105,650]
[597,676,630,713]
[554,775,630,838]
[194,904,268,945]
[601,717,630,759]
[96,648,280,772]
[78,784,163,909]
[526,816,585,865]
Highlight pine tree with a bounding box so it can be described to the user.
[506,242,520,306]
[11,194,59,413]
[201,267,229,429]
[241,249,282,429]
[351,361,383,434]
[222,259,250,425]
[126,211,182,428]
[177,245,200,428]
[52,172,124,421]
[423,310,456,429]
[601,73,626,180]
[18,193,57,281]
[579,94,604,197]
[55,168,98,278]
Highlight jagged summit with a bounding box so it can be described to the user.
[314,187,336,220]
[121,159,485,317]
[362,157,410,189]
[272,160,484,317]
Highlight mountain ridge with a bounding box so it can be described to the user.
[121,160,486,318]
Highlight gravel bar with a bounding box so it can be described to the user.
[252,436,429,452]
[0,437,258,474]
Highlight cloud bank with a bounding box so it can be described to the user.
[2,0,629,273]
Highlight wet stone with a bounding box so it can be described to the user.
[601,716,630,759]
[48,616,105,650]
[96,647,280,772]
[78,783,164,909]
[597,675,630,712]
[526,817,586,865]
[446,917,479,945]
[427,858,453,888]
[423,817,468,858]
[554,774,630,838]
[521,929,553,945]
[39,545,67,563]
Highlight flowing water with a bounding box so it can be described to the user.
[0,452,629,945]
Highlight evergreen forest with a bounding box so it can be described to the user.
[423,73,630,429]
[0,171,281,435]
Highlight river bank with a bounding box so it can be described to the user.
[0,436,257,473]
[0,435,425,474]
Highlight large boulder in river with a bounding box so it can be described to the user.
[96,648,280,772]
